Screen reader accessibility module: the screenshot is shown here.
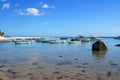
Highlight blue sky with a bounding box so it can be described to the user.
[0,0,120,37]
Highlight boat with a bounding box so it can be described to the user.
[114,36,120,39]
[81,38,91,42]
[35,37,46,42]
[68,40,81,44]
[90,37,102,41]
[60,36,68,40]
[15,40,31,44]
[49,40,66,44]
[41,40,56,43]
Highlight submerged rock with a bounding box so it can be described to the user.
[92,41,107,51]
[0,65,4,68]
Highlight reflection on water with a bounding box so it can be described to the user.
[92,50,107,60]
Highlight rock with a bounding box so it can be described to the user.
[0,65,4,68]
[92,41,107,51]
[115,44,120,47]
[74,58,78,60]
[106,71,111,77]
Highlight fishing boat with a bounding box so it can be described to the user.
[81,38,91,42]
[68,40,81,44]
[15,40,31,44]
[90,37,102,41]
[35,37,46,42]
[41,40,56,43]
[49,40,66,44]
[60,36,68,40]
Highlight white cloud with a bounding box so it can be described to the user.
[41,3,56,9]
[15,8,45,16]
[26,8,43,16]
[2,3,10,10]
[26,8,39,16]
[42,4,49,8]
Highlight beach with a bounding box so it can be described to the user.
[0,38,120,80]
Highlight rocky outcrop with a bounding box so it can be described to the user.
[92,40,107,51]
[115,44,120,46]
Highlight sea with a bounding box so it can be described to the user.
[0,38,120,80]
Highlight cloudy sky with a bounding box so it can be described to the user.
[0,0,120,37]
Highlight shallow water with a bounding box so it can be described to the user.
[0,38,120,80]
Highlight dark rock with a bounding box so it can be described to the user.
[57,61,72,65]
[32,63,38,65]
[110,63,118,66]
[57,76,63,79]
[92,41,107,51]
[53,71,60,74]
[81,70,86,72]
[0,65,4,68]
[74,58,78,60]
[115,44,120,47]
[75,66,82,68]
[107,71,111,77]
[83,63,88,65]
[59,56,63,57]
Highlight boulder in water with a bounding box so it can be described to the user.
[92,40,107,51]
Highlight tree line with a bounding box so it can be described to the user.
[0,30,4,36]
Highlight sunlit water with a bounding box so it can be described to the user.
[0,38,120,80]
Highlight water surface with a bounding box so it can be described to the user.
[0,38,120,80]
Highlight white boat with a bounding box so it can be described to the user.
[35,37,46,42]
[49,40,66,44]
[15,40,31,44]
[81,38,91,42]
[41,40,56,43]
[90,37,102,41]
[68,40,81,44]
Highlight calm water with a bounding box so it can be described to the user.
[0,38,120,80]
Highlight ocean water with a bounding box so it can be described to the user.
[0,38,120,80]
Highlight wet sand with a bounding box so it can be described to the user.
[0,56,120,80]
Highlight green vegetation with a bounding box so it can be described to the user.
[0,30,4,36]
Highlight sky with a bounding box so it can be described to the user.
[0,0,120,37]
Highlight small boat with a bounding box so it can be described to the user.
[35,37,46,42]
[60,36,68,40]
[90,37,102,41]
[114,36,120,39]
[81,38,91,42]
[68,40,81,44]
[15,40,31,44]
[49,40,66,44]
[41,40,56,43]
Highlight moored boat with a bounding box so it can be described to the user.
[15,40,31,44]
[60,36,68,40]
[35,37,46,42]
[49,40,66,44]
[68,40,81,44]
[81,38,91,42]
[90,37,102,41]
